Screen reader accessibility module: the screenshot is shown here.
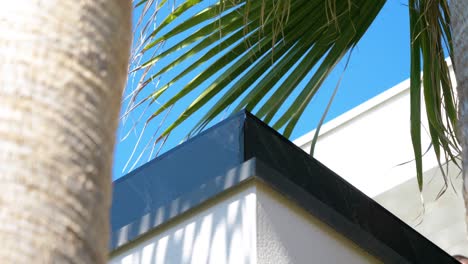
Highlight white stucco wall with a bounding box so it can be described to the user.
[111,62,460,262]
[110,184,258,264]
[374,162,468,256]
[293,62,465,256]
[109,182,380,264]
[255,183,380,264]
[294,62,456,198]
[294,79,437,198]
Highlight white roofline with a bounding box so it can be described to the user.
[293,59,453,149]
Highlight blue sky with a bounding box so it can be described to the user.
[112,0,411,180]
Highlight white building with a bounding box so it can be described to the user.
[109,63,462,263]
[294,62,466,256]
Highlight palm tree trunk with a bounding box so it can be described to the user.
[450,0,468,237]
[0,1,131,263]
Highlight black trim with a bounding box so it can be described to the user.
[110,111,458,263]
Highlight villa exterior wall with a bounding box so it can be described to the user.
[109,62,462,262]
[255,183,380,264]
[293,63,466,256]
[110,184,258,264]
[294,78,437,198]
[110,182,380,264]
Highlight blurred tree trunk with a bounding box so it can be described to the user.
[450,0,468,235]
[0,1,131,263]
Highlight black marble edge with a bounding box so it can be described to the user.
[253,157,457,263]
[242,112,457,263]
[110,156,457,263]
[252,158,409,263]
[110,158,257,251]
[110,110,457,263]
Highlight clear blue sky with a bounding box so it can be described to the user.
[112,0,411,180]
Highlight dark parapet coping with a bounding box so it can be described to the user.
[110,110,458,263]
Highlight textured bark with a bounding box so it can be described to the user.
[450,0,468,238]
[0,1,131,263]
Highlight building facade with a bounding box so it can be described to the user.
[294,62,466,256]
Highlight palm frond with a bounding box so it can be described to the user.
[130,0,459,195]
[409,0,458,191]
[133,0,386,141]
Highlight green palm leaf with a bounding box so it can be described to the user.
[409,0,458,191]
[135,0,386,138]
[132,0,458,191]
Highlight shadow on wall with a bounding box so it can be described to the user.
[110,185,257,264]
